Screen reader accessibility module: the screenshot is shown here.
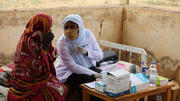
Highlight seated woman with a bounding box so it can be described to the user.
[8,13,66,101]
[56,14,103,100]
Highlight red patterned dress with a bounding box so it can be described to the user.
[8,13,66,101]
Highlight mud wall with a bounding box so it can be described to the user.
[0,6,123,64]
[0,5,180,80]
[122,7,180,79]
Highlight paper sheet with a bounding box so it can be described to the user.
[85,81,95,88]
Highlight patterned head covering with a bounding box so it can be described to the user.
[9,13,57,99]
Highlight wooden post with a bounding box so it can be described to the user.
[144,96,148,101]
[82,89,90,101]
[167,88,172,101]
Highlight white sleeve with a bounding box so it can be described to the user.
[86,31,103,61]
[57,38,96,76]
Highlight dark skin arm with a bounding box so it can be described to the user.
[42,31,54,51]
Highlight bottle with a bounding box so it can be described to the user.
[149,62,158,87]
[141,61,150,79]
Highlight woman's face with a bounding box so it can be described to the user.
[64,21,79,40]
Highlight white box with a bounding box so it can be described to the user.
[101,71,108,85]
[106,69,130,95]
[157,76,168,86]
[130,73,149,93]
[95,81,106,93]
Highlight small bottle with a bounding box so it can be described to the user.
[149,62,158,87]
[141,61,150,79]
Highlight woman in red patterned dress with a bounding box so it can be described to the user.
[8,13,66,101]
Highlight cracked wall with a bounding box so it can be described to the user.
[0,6,123,65]
[121,50,179,80]
[122,7,180,80]
[0,5,180,80]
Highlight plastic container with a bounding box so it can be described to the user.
[141,61,150,79]
[149,62,158,87]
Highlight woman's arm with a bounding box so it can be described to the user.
[47,44,58,62]
[86,30,103,61]
[57,38,96,76]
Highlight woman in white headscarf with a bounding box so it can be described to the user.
[56,14,103,93]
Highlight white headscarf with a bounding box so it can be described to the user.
[62,14,92,68]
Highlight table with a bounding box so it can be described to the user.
[80,82,175,101]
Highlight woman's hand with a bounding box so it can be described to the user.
[42,31,54,51]
[77,45,88,55]
[93,73,102,78]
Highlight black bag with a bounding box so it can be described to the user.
[96,50,118,67]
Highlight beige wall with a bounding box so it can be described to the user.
[0,5,180,79]
[0,6,123,56]
[122,7,180,79]
[123,7,180,60]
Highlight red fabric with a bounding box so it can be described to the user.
[0,68,4,72]
[8,13,66,101]
[0,64,14,72]
[6,64,15,69]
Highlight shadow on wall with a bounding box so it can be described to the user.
[120,49,180,80]
[146,49,180,80]
[0,53,14,65]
